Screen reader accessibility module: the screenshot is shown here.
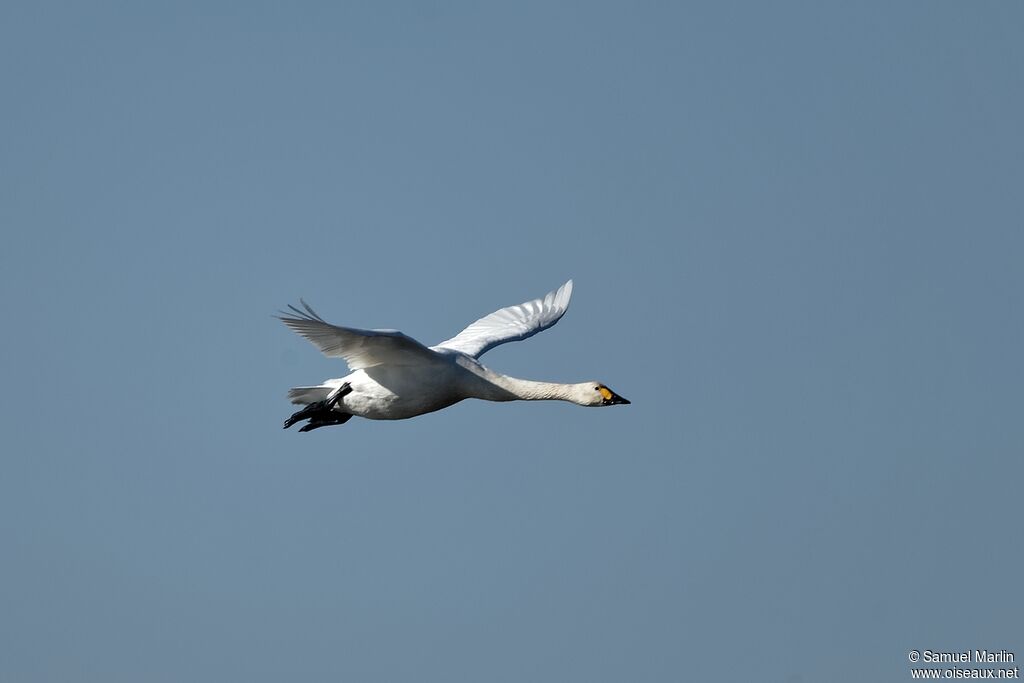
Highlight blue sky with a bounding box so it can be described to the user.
[2,2,1022,681]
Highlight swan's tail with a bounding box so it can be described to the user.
[287,386,333,405]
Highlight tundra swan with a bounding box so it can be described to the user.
[278,280,629,432]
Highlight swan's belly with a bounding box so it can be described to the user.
[334,367,465,420]
[347,390,462,420]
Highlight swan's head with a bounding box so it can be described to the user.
[576,382,630,407]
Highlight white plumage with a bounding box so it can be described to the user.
[278,280,629,432]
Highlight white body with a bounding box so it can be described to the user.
[317,350,596,420]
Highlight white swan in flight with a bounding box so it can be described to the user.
[278,280,630,432]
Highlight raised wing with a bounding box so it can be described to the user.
[278,300,440,370]
[434,280,573,358]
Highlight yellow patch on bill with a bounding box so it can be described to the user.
[598,386,613,401]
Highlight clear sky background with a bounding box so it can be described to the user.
[2,2,1021,681]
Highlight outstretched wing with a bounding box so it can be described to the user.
[434,280,573,358]
[278,300,440,370]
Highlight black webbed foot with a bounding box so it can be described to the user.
[283,383,353,431]
[297,413,353,432]
[284,400,328,429]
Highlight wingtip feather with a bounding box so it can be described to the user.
[558,279,573,309]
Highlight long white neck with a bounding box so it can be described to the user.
[468,370,583,403]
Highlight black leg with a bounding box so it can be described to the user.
[326,383,351,408]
